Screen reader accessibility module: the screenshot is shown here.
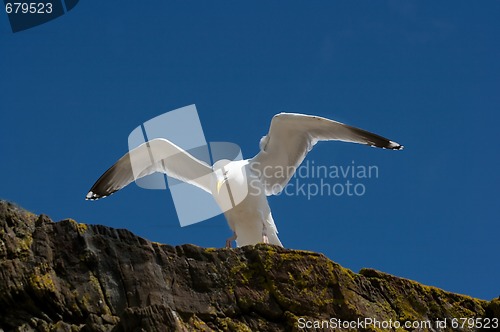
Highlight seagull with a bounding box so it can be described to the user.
[86,113,403,247]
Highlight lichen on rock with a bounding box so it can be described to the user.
[0,200,497,331]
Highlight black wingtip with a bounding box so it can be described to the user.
[85,192,96,201]
[388,141,404,150]
[85,191,104,201]
[369,141,404,150]
[85,189,115,201]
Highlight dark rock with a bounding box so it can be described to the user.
[0,200,497,331]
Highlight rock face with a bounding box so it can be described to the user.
[0,200,498,332]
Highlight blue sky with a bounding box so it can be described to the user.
[1,1,499,300]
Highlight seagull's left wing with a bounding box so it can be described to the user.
[250,113,403,195]
[86,138,213,200]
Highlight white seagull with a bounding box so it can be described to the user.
[86,113,403,247]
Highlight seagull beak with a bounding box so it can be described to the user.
[217,178,228,193]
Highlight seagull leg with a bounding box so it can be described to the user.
[225,232,237,248]
[262,235,269,244]
[262,223,269,244]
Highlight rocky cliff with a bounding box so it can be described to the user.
[0,200,498,331]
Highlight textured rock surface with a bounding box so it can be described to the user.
[0,200,498,331]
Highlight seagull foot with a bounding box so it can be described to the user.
[262,235,269,244]
[225,232,237,248]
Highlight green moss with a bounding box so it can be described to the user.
[361,269,487,324]
[30,271,56,295]
[88,274,100,289]
[230,260,266,286]
[66,218,88,234]
[17,235,33,253]
[215,317,252,332]
[79,273,112,315]
[239,247,337,313]
[77,223,87,234]
[230,263,250,285]
[25,211,36,220]
[188,315,211,330]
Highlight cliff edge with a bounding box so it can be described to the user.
[0,200,498,331]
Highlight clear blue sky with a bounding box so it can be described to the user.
[1,1,499,300]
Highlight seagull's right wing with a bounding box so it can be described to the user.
[86,138,213,200]
[251,113,403,195]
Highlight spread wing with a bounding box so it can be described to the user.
[250,113,403,195]
[86,138,213,200]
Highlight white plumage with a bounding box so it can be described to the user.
[86,113,403,247]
